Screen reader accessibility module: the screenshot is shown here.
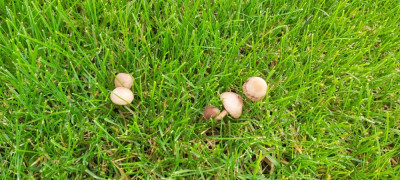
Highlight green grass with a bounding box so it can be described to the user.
[1,0,400,179]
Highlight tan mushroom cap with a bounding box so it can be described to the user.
[203,106,221,120]
[220,92,243,118]
[110,87,134,105]
[114,73,133,88]
[243,76,267,101]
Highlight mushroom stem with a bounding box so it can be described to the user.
[216,110,228,120]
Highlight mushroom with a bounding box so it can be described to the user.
[243,76,267,101]
[114,73,133,88]
[110,87,134,105]
[203,106,221,120]
[216,92,243,120]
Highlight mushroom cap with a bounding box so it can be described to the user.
[203,106,221,120]
[114,73,133,88]
[110,87,134,105]
[220,92,243,118]
[243,77,267,101]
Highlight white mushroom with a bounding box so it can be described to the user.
[243,77,267,101]
[216,92,243,120]
[114,73,133,89]
[203,106,221,120]
[110,87,134,105]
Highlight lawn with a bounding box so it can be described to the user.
[1,0,400,179]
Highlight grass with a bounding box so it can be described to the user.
[1,0,400,179]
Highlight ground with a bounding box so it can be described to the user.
[1,0,400,179]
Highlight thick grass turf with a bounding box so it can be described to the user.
[1,0,400,179]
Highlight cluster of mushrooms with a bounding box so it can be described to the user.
[203,77,267,120]
[109,74,268,121]
[110,73,134,105]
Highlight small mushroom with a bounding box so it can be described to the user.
[216,92,243,120]
[243,76,267,101]
[114,73,133,88]
[110,87,134,105]
[203,106,221,120]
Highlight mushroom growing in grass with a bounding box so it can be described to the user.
[110,87,134,105]
[114,73,133,89]
[243,76,267,101]
[203,106,221,120]
[215,92,243,120]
